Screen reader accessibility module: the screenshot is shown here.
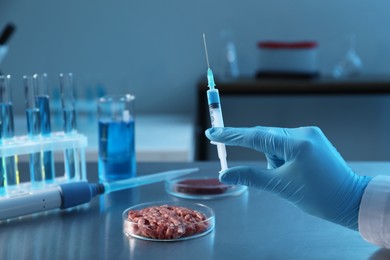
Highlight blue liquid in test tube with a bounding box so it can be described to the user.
[0,103,18,186]
[63,108,76,179]
[36,95,55,180]
[24,75,44,185]
[0,75,18,191]
[34,74,55,182]
[98,119,135,180]
[63,108,76,133]
[60,73,77,180]
[26,108,43,183]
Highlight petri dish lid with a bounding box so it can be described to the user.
[165,174,247,200]
[123,200,215,242]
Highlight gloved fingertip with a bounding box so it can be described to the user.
[205,128,213,140]
[206,127,223,137]
[218,169,237,185]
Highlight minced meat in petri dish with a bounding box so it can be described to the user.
[123,201,215,242]
[165,173,247,200]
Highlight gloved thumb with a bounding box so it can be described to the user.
[219,166,280,191]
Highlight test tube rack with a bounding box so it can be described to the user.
[0,132,87,196]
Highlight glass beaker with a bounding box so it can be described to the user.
[97,94,136,181]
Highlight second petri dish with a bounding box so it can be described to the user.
[165,174,247,200]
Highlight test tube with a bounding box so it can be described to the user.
[60,73,77,180]
[0,75,18,190]
[24,75,44,185]
[34,73,55,182]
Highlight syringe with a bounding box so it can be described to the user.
[202,34,228,171]
[0,167,198,221]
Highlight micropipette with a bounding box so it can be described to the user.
[0,167,198,221]
[202,33,228,171]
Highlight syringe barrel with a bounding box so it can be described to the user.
[207,89,224,128]
[207,89,228,170]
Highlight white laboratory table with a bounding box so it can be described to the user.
[13,114,195,162]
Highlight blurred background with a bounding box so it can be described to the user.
[1,0,390,162]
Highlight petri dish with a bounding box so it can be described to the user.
[123,201,215,242]
[165,174,247,200]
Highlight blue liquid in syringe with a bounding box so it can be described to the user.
[63,108,76,179]
[26,108,43,183]
[36,96,55,181]
[0,102,17,187]
[98,120,136,181]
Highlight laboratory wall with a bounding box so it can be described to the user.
[2,0,390,161]
[1,0,390,115]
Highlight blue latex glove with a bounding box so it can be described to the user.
[205,126,373,230]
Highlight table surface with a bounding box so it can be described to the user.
[1,161,390,260]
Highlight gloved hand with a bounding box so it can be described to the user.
[205,126,372,230]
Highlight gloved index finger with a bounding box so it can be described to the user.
[206,126,290,158]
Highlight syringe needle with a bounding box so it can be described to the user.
[203,33,210,69]
[202,33,216,89]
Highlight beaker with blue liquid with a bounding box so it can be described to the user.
[98,94,136,181]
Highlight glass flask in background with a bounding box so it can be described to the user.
[332,34,364,78]
[218,30,240,80]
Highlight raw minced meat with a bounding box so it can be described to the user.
[125,205,210,240]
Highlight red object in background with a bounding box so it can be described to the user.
[256,40,320,79]
[258,41,318,49]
